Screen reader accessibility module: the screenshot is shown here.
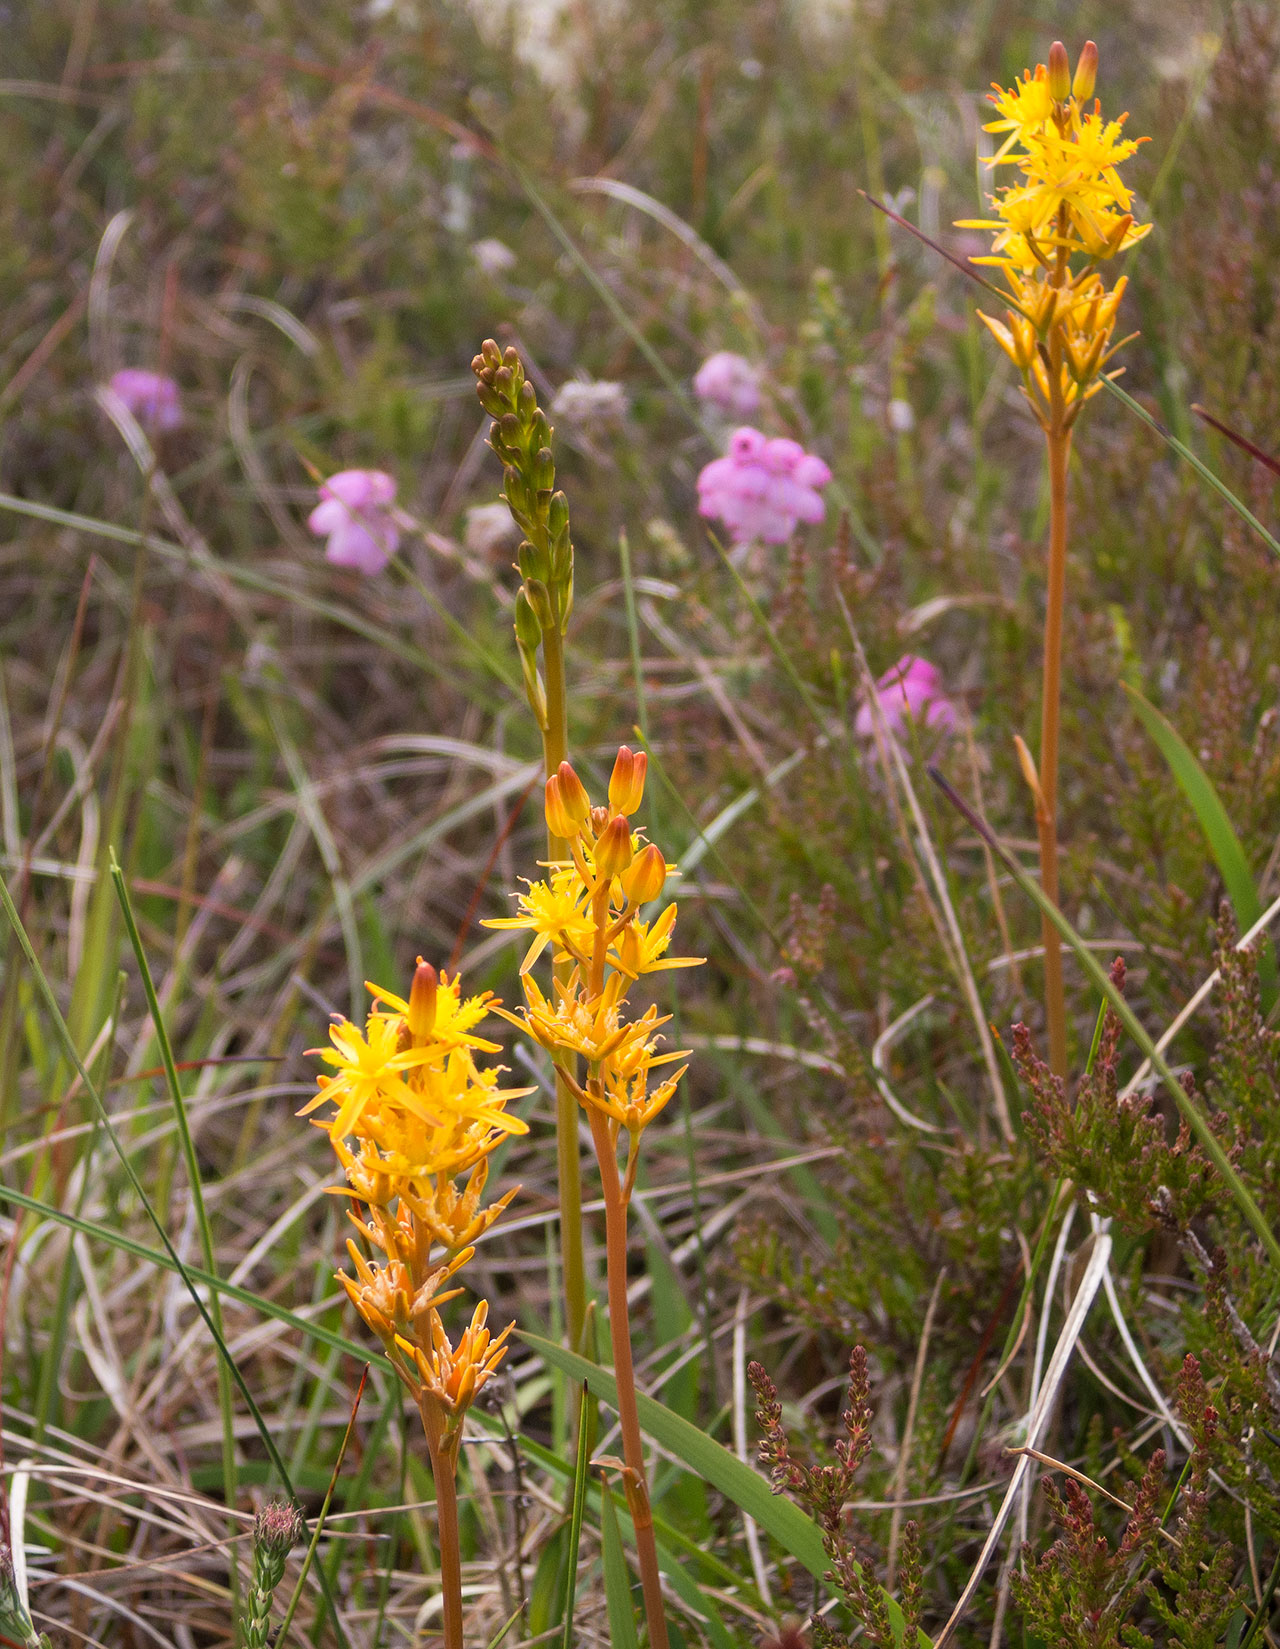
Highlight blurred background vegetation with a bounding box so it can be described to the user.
[1,0,1279,1643]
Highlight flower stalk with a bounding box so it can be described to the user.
[486,747,703,1648]
[958,40,1149,1074]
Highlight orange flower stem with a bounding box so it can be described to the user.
[587,1102,670,1649]
[1038,397,1071,1079]
[541,622,588,1356]
[421,1409,465,1649]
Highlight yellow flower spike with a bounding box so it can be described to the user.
[608,745,647,816]
[594,813,635,879]
[620,841,666,906]
[408,959,438,1042]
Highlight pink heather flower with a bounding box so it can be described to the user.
[696,426,831,546]
[307,470,400,575]
[693,351,761,418]
[108,369,182,432]
[855,655,957,742]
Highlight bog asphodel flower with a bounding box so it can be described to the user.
[490,747,703,1649]
[306,961,527,1449]
[485,746,702,1166]
[958,39,1148,428]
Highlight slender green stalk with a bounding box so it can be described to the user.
[110,856,240,1599]
[541,624,588,1358]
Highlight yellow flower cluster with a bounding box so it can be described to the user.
[958,41,1149,428]
[304,962,528,1436]
[486,746,702,1159]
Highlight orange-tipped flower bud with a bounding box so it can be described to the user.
[1047,40,1070,102]
[608,746,647,816]
[1072,40,1098,102]
[594,814,635,879]
[545,775,579,842]
[408,960,438,1041]
[556,761,591,824]
[621,842,666,905]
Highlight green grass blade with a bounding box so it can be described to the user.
[1102,379,1280,562]
[109,855,241,1581]
[560,1380,592,1649]
[599,1476,641,1649]
[1123,682,1275,1003]
[521,1331,928,1647]
[928,767,1280,1268]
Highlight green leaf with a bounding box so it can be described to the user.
[1123,682,1276,1004]
[521,1331,927,1647]
[561,1381,592,1649]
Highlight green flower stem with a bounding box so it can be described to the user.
[540,622,588,1357]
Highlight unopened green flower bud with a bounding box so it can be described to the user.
[524,577,555,630]
[534,446,555,491]
[519,379,537,421]
[514,586,542,653]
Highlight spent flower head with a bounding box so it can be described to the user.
[958,41,1149,427]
